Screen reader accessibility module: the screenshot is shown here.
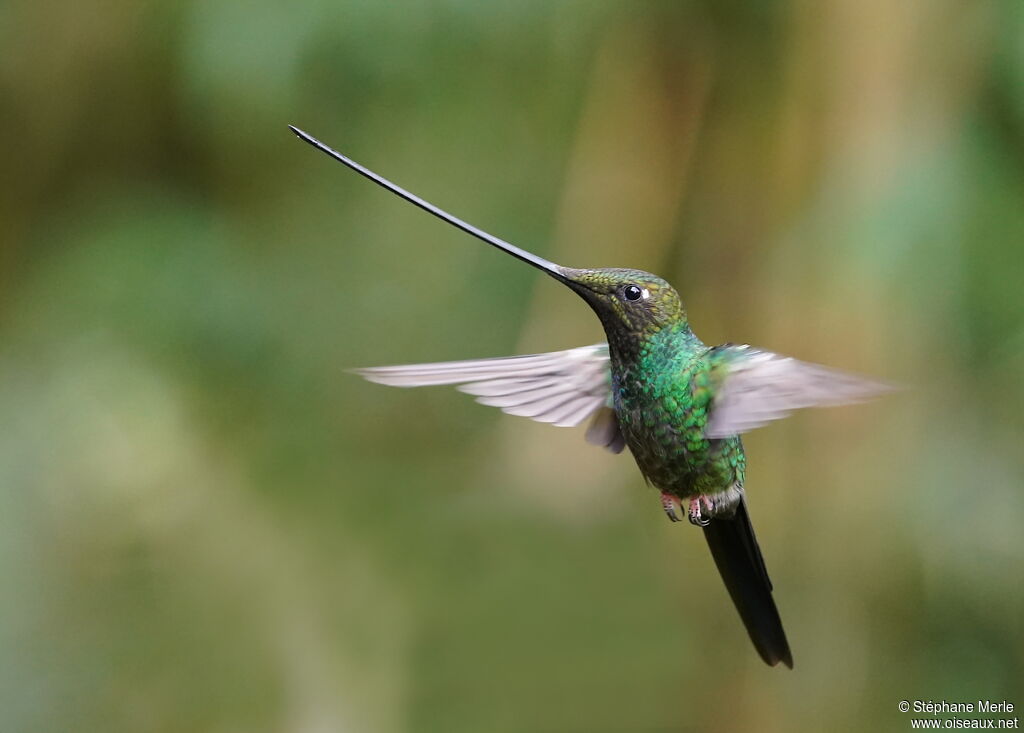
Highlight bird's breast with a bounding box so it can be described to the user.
[612,363,744,498]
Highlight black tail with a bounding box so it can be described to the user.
[702,498,793,668]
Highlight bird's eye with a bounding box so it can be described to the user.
[622,284,644,301]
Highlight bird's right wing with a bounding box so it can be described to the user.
[354,344,626,452]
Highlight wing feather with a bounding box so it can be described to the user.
[706,345,894,438]
[556,396,607,428]
[354,345,625,441]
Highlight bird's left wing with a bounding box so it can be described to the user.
[355,345,623,448]
[705,345,894,439]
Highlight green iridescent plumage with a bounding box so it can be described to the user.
[612,322,744,500]
[563,269,749,507]
[291,125,892,670]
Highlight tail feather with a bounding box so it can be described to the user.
[702,498,793,668]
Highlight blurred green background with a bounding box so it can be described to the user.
[2,1,1023,731]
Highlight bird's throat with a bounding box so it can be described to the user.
[605,320,703,374]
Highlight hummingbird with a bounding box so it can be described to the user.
[289,125,890,669]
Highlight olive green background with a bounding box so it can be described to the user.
[2,2,1022,731]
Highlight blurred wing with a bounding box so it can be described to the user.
[706,345,894,439]
[584,406,627,454]
[355,344,619,434]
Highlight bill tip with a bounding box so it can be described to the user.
[287,125,308,140]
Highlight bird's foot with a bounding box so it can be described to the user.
[660,492,682,522]
[687,495,716,527]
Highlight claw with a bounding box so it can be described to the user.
[688,496,713,527]
[660,492,681,522]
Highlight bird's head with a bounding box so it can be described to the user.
[557,267,688,338]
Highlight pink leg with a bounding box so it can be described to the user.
[660,492,681,522]
[687,495,714,527]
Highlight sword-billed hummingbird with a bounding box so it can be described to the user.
[290,125,890,668]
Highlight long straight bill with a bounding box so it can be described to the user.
[288,126,568,280]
